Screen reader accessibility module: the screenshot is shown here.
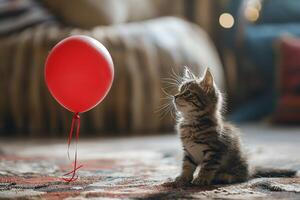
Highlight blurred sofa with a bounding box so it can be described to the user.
[0,0,224,137]
[226,0,300,122]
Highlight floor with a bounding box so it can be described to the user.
[0,124,300,199]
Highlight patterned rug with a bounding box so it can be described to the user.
[1,125,300,199]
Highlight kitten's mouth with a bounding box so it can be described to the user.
[174,101,186,108]
[173,97,182,106]
[172,97,177,104]
[173,96,186,109]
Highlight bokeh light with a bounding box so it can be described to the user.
[244,0,261,22]
[219,13,235,29]
[244,7,259,22]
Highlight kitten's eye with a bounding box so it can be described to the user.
[183,90,191,97]
[180,85,186,92]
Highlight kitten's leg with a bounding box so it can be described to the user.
[192,151,221,186]
[174,154,197,186]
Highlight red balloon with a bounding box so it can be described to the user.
[45,35,114,113]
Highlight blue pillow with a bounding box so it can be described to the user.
[245,24,300,81]
[258,0,300,23]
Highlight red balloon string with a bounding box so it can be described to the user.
[62,112,83,182]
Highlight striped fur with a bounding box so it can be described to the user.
[173,67,249,186]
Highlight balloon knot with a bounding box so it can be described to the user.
[74,113,80,119]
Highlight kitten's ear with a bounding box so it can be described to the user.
[201,68,214,88]
[183,66,195,80]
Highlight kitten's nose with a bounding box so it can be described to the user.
[172,96,176,103]
[173,95,179,100]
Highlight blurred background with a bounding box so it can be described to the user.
[0,0,300,137]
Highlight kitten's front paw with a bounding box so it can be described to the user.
[173,176,191,187]
[192,177,212,186]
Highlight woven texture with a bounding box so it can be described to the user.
[0,17,223,137]
[0,125,300,199]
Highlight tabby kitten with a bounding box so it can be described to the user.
[173,67,249,186]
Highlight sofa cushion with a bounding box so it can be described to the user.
[0,0,53,36]
[41,0,184,28]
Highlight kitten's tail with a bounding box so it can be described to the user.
[251,167,297,178]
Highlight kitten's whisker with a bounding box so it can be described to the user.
[161,77,179,81]
[171,67,182,80]
[161,78,180,85]
[161,81,179,87]
[161,84,177,90]
[156,101,172,115]
[162,86,177,92]
[162,76,181,83]
[161,85,178,93]
[156,78,178,120]
[160,96,173,100]
[159,105,173,120]
[170,74,182,83]
[157,101,171,107]
[155,102,172,113]
[162,85,177,92]
[161,87,173,97]
[155,100,173,112]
